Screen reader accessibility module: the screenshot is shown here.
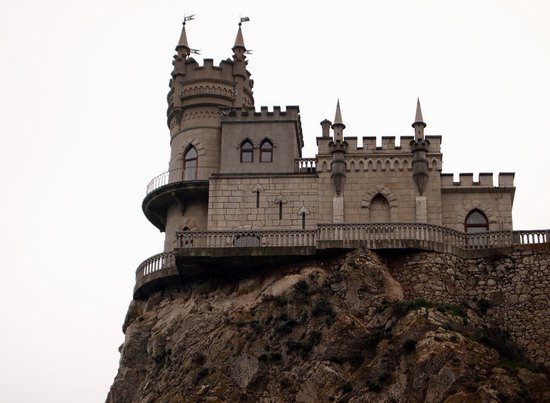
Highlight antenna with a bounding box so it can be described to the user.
[181,14,200,55]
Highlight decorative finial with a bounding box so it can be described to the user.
[234,17,249,49]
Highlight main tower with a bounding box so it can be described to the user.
[144,20,255,251]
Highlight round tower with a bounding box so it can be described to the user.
[143,20,255,252]
[167,21,254,179]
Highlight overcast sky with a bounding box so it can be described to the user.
[1,1,549,401]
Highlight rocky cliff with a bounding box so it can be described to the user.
[107,248,549,402]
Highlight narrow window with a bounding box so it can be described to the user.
[241,140,253,163]
[301,212,306,229]
[465,209,489,233]
[184,146,197,180]
[260,139,273,163]
[278,201,283,220]
[256,191,260,208]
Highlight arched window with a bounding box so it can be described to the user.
[260,139,273,163]
[240,140,253,163]
[184,146,197,180]
[370,194,390,223]
[465,209,489,233]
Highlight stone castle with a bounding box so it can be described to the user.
[135,20,546,299]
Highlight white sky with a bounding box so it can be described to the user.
[1,1,549,401]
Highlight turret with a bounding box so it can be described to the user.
[330,100,348,195]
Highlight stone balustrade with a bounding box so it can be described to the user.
[135,252,177,278]
[134,225,550,298]
[176,229,317,249]
[294,158,316,173]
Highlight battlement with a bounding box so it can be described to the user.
[175,58,252,84]
[318,135,442,155]
[441,172,515,187]
[220,106,301,122]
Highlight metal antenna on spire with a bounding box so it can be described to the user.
[238,16,252,54]
[181,14,200,55]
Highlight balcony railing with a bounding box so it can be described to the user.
[295,158,316,173]
[135,251,176,278]
[176,229,317,249]
[146,168,191,195]
[134,225,550,297]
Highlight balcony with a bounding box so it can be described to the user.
[133,224,550,299]
[142,168,209,231]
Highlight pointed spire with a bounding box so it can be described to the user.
[412,97,427,141]
[413,97,426,127]
[233,23,246,50]
[334,99,344,125]
[176,21,191,56]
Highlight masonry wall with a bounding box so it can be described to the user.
[207,175,319,231]
[164,201,208,251]
[386,245,550,367]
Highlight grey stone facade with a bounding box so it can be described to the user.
[154,22,515,252]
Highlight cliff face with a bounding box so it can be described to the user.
[107,249,549,402]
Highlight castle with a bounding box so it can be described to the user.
[134,20,536,299]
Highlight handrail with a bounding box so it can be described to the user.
[135,252,176,278]
[176,229,317,249]
[172,224,550,252]
[135,226,550,291]
[146,168,187,195]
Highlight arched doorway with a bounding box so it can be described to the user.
[370,194,390,223]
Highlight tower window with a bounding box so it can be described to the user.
[240,140,253,163]
[301,212,306,229]
[465,209,489,233]
[184,146,197,180]
[260,139,273,163]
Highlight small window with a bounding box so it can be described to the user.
[240,140,253,163]
[465,209,489,233]
[184,146,197,180]
[260,140,273,163]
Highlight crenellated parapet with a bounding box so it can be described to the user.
[220,106,303,149]
[167,58,255,129]
[441,172,515,188]
[221,105,300,121]
[318,135,442,154]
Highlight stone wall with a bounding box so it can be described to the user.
[207,175,319,230]
[386,244,550,367]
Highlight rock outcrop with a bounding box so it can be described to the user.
[107,249,549,402]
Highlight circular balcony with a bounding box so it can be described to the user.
[142,168,208,231]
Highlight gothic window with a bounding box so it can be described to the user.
[301,212,306,229]
[465,209,489,233]
[240,140,253,163]
[260,139,273,163]
[370,194,390,223]
[184,146,197,180]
